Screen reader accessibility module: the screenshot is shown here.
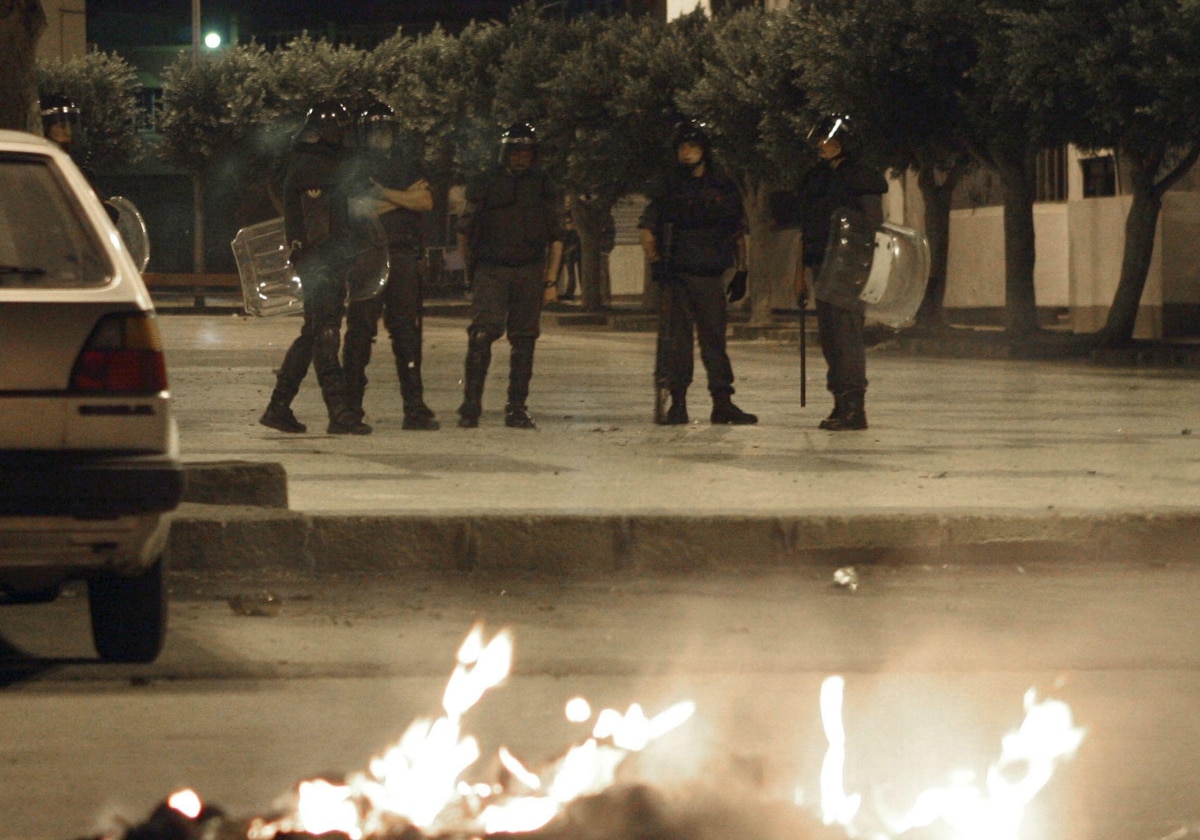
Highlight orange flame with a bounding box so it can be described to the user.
[812,677,1086,840]
[271,623,694,839]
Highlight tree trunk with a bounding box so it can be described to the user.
[0,0,46,132]
[571,194,611,313]
[1098,164,1161,346]
[1097,143,1200,347]
[914,160,960,330]
[745,183,799,326]
[992,144,1040,335]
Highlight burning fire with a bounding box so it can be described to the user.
[150,625,1084,840]
[810,677,1086,840]
[243,623,695,840]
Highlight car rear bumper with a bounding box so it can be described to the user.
[0,452,184,517]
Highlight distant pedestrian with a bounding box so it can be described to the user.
[558,215,580,300]
[455,122,563,429]
[259,101,371,436]
[342,101,439,431]
[785,114,887,431]
[638,120,756,426]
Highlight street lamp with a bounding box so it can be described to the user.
[191,0,205,277]
[191,0,201,65]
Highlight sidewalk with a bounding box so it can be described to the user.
[161,310,1200,574]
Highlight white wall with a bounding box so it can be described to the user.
[37,0,87,62]
[945,203,1073,311]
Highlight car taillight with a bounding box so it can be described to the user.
[70,312,169,393]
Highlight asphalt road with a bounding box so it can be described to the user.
[1,562,1199,840]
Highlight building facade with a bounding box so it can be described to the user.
[37,0,87,62]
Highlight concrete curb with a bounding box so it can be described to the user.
[166,506,1200,575]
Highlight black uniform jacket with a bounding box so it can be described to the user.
[639,164,746,277]
[459,166,562,268]
[360,149,428,252]
[282,137,356,264]
[790,156,887,269]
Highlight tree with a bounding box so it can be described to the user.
[952,0,1066,337]
[0,0,45,132]
[1004,0,1200,346]
[544,12,711,311]
[681,7,808,324]
[159,35,374,270]
[36,51,144,171]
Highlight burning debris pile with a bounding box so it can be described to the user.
[86,624,1086,840]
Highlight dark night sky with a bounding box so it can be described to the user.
[88,0,531,48]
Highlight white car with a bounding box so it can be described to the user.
[0,130,182,663]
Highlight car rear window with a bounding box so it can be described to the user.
[0,152,112,289]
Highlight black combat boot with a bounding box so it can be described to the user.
[259,400,306,433]
[710,392,758,425]
[505,404,536,429]
[398,362,439,430]
[819,390,867,431]
[505,337,537,429]
[457,331,491,428]
[822,392,845,425]
[657,389,689,426]
[327,409,373,435]
[314,330,372,435]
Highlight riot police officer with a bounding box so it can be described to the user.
[455,123,563,429]
[40,94,80,153]
[342,101,439,431]
[259,100,371,436]
[789,114,887,431]
[638,121,756,426]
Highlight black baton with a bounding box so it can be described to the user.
[799,294,807,407]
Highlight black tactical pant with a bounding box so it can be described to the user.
[460,262,544,416]
[270,256,350,416]
[342,249,425,415]
[655,271,736,397]
[816,298,868,395]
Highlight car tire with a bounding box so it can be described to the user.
[87,558,167,663]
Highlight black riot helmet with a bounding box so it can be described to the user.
[40,94,81,149]
[807,113,855,156]
[672,119,712,155]
[498,122,538,166]
[360,100,397,149]
[672,119,712,174]
[303,100,352,147]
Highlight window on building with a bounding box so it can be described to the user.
[1035,146,1068,202]
[1080,155,1117,198]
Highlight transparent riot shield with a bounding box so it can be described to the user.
[813,208,876,311]
[231,217,303,317]
[860,222,930,328]
[104,196,150,272]
[344,198,390,303]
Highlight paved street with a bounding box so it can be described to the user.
[3,311,1200,840]
[2,563,1200,840]
[163,311,1200,517]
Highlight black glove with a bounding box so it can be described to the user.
[726,270,748,303]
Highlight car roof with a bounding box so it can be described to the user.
[0,129,57,152]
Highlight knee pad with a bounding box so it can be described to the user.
[468,326,501,347]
